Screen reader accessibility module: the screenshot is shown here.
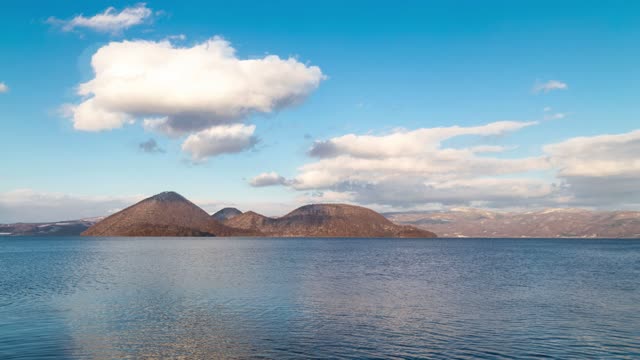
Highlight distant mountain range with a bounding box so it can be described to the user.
[81,191,435,238]
[211,207,242,222]
[3,195,639,238]
[0,218,103,236]
[386,208,640,238]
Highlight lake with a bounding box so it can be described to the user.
[1,237,639,359]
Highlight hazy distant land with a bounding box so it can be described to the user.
[1,192,638,238]
[2,191,434,238]
[387,208,640,238]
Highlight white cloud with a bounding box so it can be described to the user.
[256,123,640,209]
[533,80,568,93]
[69,98,133,131]
[0,189,143,223]
[249,172,288,187]
[48,3,153,34]
[308,121,536,159]
[337,177,554,208]
[254,120,554,208]
[142,117,181,137]
[545,130,640,178]
[543,129,640,207]
[0,82,8,93]
[65,37,324,135]
[64,37,323,160]
[182,124,257,161]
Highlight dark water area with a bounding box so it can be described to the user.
[0,237,639,359]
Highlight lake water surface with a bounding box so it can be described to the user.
[1,237,639,359]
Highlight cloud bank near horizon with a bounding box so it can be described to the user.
[4,126,640,226]
[0,189,305,223]
[0,190,144,223]
[250,122,640,210]
[544,130,640,207]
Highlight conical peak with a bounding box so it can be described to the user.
[148,191,188,202]
[211,207,243,221]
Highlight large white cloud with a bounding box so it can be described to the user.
[65,36,323,160]
[181,124,257,161]
[254,122,640,209]
[48,3,153,34]
[296,121,546,191]
[252,121,554,208]
[67,37,324,134]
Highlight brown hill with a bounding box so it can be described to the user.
[225,203,437,238]
[224,211,276,232]
[82,191,254,237]
[211,207,243,222]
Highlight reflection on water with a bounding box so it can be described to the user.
[1,238,639,359]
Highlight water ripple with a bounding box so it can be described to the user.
[0,237,639,359]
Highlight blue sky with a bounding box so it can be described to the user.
[1,1,639,222]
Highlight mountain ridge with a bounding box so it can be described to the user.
[4,197,639,238]
[225,203,437,238]
[211,207,243,222]
[80,192,435,238]
[82,191,254,237]
[386,208,640,238]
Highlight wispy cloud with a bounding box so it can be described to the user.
[543,107,567,121]
[533,80,568,93]
[249,172,289,187]
[182,124,258,161]
[544,113,566,121]
[47,3,153,35]
[138,138,165,154]
[0,82,8,93]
